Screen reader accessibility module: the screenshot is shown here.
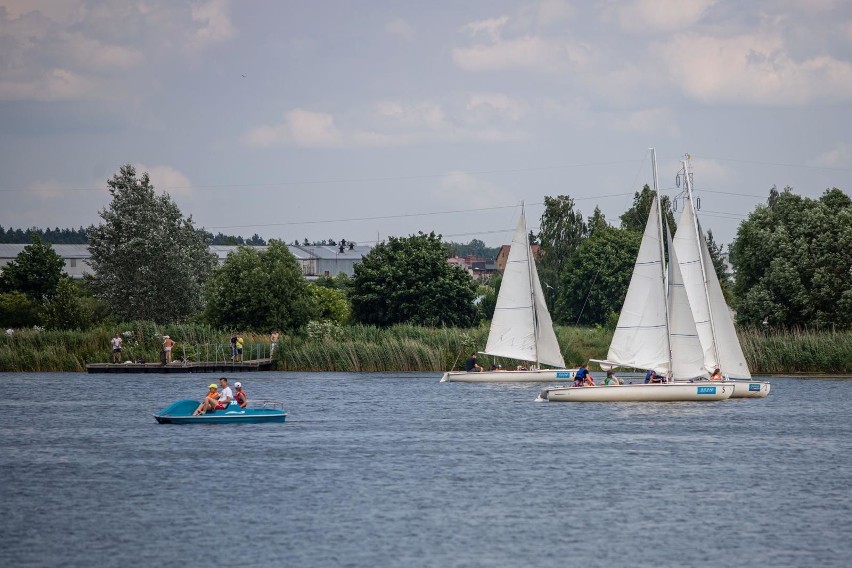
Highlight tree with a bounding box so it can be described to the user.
[0,292,39,327]
[620,184,677,234]
[310,284,351,324]
[40,278,103,330]
[0,234,64,300]
[554,226,641,325]
[205,241,316,331]
[730,187,852,328]
[588,206,608,236]
[87,164,217,323]
[705,229,733,302]
[537,195,588,308]
[350,232,479,327]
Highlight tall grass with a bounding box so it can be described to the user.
[0,322,849,373]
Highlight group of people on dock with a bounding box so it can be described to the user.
[108,330,283,364]
[193,377,248,415]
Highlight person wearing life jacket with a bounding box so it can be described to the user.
[233,382,247,408]
[193,384,220,416]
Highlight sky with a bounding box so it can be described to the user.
[1,0,851,248]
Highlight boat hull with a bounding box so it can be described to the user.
[539,382,734,402]
[440,369,577,383]
[154,399,286,424]
[727,380,771,398]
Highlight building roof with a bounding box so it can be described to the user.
[0,243,91,259]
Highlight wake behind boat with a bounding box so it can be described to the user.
[441,204,575,383]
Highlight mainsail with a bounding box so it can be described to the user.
[673,167,751,378]
[606,197,669,373]
[666,221,707,379]
[483,208,566,368]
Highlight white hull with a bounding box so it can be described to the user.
[440,369,577,383]
[727,380,771,398]
[539,382,734,402]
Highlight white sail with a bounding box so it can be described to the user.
[606,197,669,372]
[483,209,566,367]
[530,256,566,367]
[698,222,751,378]
[666,222,707,379]
[673,204,718,372]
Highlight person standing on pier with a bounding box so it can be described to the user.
[270,330,280,358]
[162,335,175,364]
[111,333,123,363]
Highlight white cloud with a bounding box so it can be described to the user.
[190,0,236,48]
[811,143,852,167]
[385,18,415,42]
[688,157,736,187]
[460,15,509,41]
[603,107,681,138]
[610,0,716,33]
[434,172,514,208]
[466,93,527,121]
[243,108,343,148]
[654,32,852,105]
[1,0,87,23]
[135,164,194,194]
[454,14,591,73]
[536,0,574,26]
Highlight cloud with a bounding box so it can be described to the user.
[385,18,415,42]
[610,0,716,33]
[190,0,236,48]
[535,0,574,26]
[603,107,681,137]
[654,32,852,105]
[453,15,591,73]
[811,143,852,168]
[466,93,527,122]
[434,172,514,208]
[688,157,736,187]
[243,108,343,148]
[135,164,194,195]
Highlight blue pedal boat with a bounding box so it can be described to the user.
[154,399,287,424]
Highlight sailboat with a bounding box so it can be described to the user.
[540,149,733,402]
[673,157,770,398]
[440,206,575,383]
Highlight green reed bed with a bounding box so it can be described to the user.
[1,322,849,373]
[739,328,852,374]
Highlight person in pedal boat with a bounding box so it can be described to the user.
[193,384,220,415]
[234,381,247,408]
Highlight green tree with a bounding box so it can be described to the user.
[310,284,351,324]
[537,195,588,308]
[0,234,64,300]
[350,232,479,327]
[40,278,103,330]
[588,206,608,235]
[0,292,39,327]
[479,273,502,320]
[620,185,677,234]
[554,226,641,325]
[205,241,316,331]
[87,164,217,323]
[730,187,852,328]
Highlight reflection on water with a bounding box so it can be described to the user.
[1,372,851,567]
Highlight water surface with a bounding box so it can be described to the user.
[1,373,850,567]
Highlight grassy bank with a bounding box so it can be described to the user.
[0,322,849,374]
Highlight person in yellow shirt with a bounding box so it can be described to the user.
[236,335,244,362]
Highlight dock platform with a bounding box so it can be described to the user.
[86,359,274,374]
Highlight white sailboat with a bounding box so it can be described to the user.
[441,206,575,383]
[540,149,732,402]
[673,157,770,398]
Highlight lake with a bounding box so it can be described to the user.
[1,373,851,567]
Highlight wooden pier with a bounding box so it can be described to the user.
[86,359,274,374]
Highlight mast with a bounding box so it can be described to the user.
[682,156,722,371]
[652,149,673,378]
[522,201,540,367]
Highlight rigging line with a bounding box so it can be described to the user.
[203,193,637,230]
[575,267,602,326]
[0,159,644,193]
[697,155,852,172]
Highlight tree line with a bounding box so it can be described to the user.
[1,164,849,332]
